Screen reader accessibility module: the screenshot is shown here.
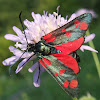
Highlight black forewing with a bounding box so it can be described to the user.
[42,13,92,46]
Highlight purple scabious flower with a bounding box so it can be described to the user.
[2,7,98,87]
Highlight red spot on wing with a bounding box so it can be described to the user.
[51,54,79,74]
[46,36,56,43]
[59,69,65,75]
[62,28,66,32]
[65,31,71,37]
[43,33,53,40]
[42,58,51,65]
[54,72,58,76]
[54,37,84,54]
[39,59,47,68]
[74,20,79,28]
[80,22,88,30]
[69,80,78,88]
[64,80,69,88]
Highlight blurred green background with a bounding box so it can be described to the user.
[0,0,100,100]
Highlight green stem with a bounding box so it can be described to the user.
[86,30,100,78]
[72,98,78,100]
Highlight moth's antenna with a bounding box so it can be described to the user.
[19,11,28,46]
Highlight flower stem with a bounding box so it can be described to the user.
[86,30,100,78]
[72,98,78,100]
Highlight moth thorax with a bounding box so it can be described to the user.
[35,42,50,55]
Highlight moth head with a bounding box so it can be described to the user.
[27,43,35,52]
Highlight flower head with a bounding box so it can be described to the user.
[2,7,98,87]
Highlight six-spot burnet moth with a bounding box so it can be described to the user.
[11,12,92,98]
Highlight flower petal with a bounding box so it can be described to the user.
[24,19,33,28]
[33,64,45,87]
[80,45,98,53]
[9,46,34,58]
[15,57,30,73]
[84,33,95,43]
[15,55,36,74]
[28,62,39,73]
[2,56,18,66]
[68,13,77,22]
[75,8,97,18]
[31,12,42,24]
[33,80,40,87]
[13,26,26,43]
[33,67,40,87]
[40,64,45,72]
[14,43,27,50]
[13,26,24,37]
[9,46,23,57]
[4,34,20,42]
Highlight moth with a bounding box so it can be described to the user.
[16,13,92,97]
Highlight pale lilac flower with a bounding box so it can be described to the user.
[75,8,97,18]
[80,33,98,53]
[2,7,98,87]
[68,8,97,22]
